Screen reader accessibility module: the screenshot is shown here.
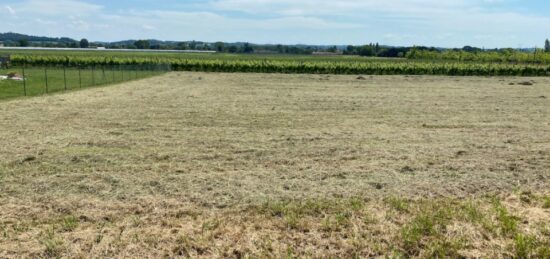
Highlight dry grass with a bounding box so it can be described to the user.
[0,72,549,257]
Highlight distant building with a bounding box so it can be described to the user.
[312,51,343,56]
[0,42,4,47]
[97,47,106,50]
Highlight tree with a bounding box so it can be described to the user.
[228,45,238,53]
[242,43,254,53]
[177,42,188,50]
[80,38,89,48]
[214,42,225,52]
[276,44,284,53]
[18,39,29,47]
[545,39,550,53]
[358,44,375,56]
[134,40,150,49]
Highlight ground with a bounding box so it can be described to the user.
[0,72,549,257]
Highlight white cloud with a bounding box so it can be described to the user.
[210,0,473,16]
[0,0,548,48]
[11,0,102,16]
[141,24,156,31]
[5,5,16,15]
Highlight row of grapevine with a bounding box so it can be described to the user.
[407,49,550,64]
[9,54,550,76]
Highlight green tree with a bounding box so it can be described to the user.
[276,44,284,53]
[214,42,225,52]
[177,42,188,50]
[134,40,150,49]
[18,39,29,47]
[358,45,375,56]
[545,39,550,52]
[242,43,254,53]
[228,45,238,53]
[80,38,89,48]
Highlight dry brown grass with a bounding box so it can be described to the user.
[0,72,549,257]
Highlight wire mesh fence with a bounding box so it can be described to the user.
[0,63,171,100]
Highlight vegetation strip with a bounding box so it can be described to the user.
[1,195,549,257]
[4,50,550,76]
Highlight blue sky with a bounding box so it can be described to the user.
[1,0,549,48]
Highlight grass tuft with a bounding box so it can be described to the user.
[60,215,79,232]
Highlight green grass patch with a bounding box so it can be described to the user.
[0,66,164,100]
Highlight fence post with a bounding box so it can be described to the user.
[121,65,124,81]
[44,68,48,93]
[63,66,67,91]
[92,66,95,85]
[102,67,106,83]
[78,67,82,88]
[22,65,27,96]
[112,66,115,82]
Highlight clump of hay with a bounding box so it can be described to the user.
[7,72,22,79]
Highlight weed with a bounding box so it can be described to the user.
[1,224,8,239]
[40,227,64,257]
[425,238,464,258]
[95,233,103,244]
[61,215,78,232]
[542,196,550,209]
[202,218,220,232]
[286,246,296,259]
[492,198,518,236]
[514,233,536,258]
[460,200,484,223]
[388,197,409,213]
[284,213,300,230]
[131,216,143,227]
[349,198,364,211]
[402,213,437,251]
[12,222,29,233]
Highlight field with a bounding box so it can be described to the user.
[0,66,168,99]
[0,72,549,257]
[3,49,550,76]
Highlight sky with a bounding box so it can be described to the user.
[1,0,549,48]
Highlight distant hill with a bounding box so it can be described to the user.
[0,32,76,44]
[1,32,542,57]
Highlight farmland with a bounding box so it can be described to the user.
[0,72,549,257]
[2,49,550,76]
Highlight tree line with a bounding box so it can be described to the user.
[2,32,549,59]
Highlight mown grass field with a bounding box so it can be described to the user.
[0,72,549,257]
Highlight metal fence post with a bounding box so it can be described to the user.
[44,68,48,93]
[22,65,27,96]
[78,67,82,88]
[63,66,67,91]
